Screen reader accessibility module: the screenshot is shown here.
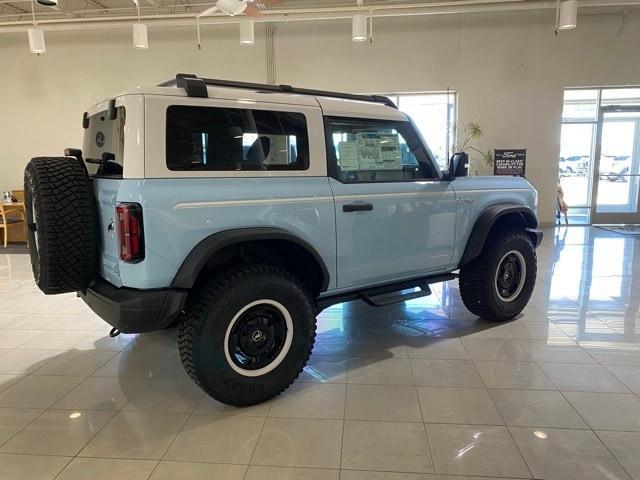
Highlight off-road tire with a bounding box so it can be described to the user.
[178,265,316,406]
[459,227,536,322]
[24,157,97,294]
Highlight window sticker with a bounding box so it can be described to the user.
[340,132,402,171]
[338,141,360,171]
[378,134,403,168]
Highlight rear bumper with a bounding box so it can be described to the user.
[79,278,187,333]
[526,228,544,248]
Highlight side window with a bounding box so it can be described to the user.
[327,117,438,183]
[166,105,309,171]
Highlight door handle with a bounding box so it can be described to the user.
[343,203,373,213]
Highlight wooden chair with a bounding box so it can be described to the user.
[12,190,24,202]
[0,190,26,248]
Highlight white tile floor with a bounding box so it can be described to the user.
[0,226,639,479]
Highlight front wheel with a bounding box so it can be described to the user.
[459,228,537,322]
[178,265,316,406]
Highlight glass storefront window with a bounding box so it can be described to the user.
[562,89,599,122]
[381,93,456,171]
[558,86,640,224]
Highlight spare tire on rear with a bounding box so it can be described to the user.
[24,157,98,294]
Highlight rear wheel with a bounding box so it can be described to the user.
[459,228,536,321]
[178,265,316,406]
[24,157,97,294]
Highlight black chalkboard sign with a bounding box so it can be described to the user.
[494,149,526,176]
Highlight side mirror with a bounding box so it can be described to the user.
[448,152,469,178]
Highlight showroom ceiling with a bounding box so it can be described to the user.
[2,0,427,22]
[0,0,637,29]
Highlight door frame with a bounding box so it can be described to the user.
[590,105,640,225]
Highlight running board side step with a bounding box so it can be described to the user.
[316,273,457,311]
[360,282,431,307]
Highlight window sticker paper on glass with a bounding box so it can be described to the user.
[338,141,360,171]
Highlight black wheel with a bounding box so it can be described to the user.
[24,157,97,294]
[459,228,537,321]
[178,265,316,406]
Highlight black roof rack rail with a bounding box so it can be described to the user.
[158,73,397,109]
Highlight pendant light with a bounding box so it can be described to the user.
[35,0,58,5]
[352,13,367,42]
[28,0,45,54]
[239,18,254,45]
[558,0,578,30]
[28,28,46,54]
[132,0,149,49]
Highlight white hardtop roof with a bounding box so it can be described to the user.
[89,82,407,122]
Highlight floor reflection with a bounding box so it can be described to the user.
[0,227,639,480]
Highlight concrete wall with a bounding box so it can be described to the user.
[1,8,639,224]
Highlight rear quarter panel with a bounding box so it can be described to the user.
[114,178,336,289]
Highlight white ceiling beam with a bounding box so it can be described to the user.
[0,0,637,32]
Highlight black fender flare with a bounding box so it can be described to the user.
[459,204,539,267]
[170,227,330,291]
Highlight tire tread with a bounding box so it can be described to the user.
[177,264,316,406]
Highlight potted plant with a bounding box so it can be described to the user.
[451,121,495,175]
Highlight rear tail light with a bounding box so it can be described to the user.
[115,203,145,263]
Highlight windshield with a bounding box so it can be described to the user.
[82,106,126,176]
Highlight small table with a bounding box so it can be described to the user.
[0,202,26,247]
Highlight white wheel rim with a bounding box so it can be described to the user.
[224,299,293,377]
[494,250,527,303]
[31,194,39,252]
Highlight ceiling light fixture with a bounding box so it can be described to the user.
[28,0,45,54]
[28,28,46,54]
[36,0,58,5]
[555,0,577,33]
[218,0,248,16]
[352,13,367,42]
[132,0,149,49]
[559,0,577,29]
[239,18,254,45]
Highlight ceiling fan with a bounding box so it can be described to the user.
[197,0,282,19]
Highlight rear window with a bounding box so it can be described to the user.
[82,107,126,176]
[166,105,309,171]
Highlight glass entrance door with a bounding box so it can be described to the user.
[591,106,640,224]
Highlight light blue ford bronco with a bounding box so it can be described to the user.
[24,74,542,405]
